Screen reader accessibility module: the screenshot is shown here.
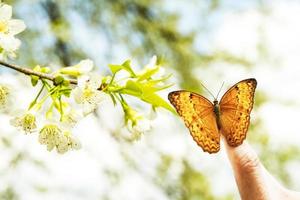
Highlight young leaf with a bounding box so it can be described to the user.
[108,64,123,74]
[54,75,64,85]
[119,80,176,114]
[137,65,159,81]
[108,60,136,77]
[125,80,142,93]
[140,92,176,114]
[122,60,136,77]
[30,75,39,86]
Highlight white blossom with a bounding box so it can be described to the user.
[132,118,151,133]
[56,132,70,154]
[123,104,151,140]
[69,136,81,150]
[61,109,83,128]
[0,84,9,109]
[10,112,37,133]
[145,55,157,69]
[73,74,109,116]
[60,59,94,76]
[127,117,151,136]
[0,4,26,35]
[137,55,166,82]
[0,34,21,59]
[0,3,26,60]
[39,124,81,154]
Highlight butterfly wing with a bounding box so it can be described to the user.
[219,78,257,146]
[168,91,220,153]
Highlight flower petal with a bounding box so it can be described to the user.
[88,73,102,89]
[83,102,96,116]
[0,4,12,21]
[145,55,157,69]
[72,86,84,104]
[8,19,26,35]
[77,75,89,88]
[0,34,21,51]
[77,59,94,73]
[70,137,81,150]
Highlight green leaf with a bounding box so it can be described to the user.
[60,88,71,97]
[119,80,176,114]
[30,75,39,87]
[33,65,41,72]
[54,75,64,85]
[122,60,136,77]
[137,65,159,81]
[140,92,176,114]
[108,60,136,77]
[28,100,37,110]
[31,65,42,87]
[147,74,172,85]
[142,77,173,92]
[108,64,123,74]
[118,80,142,96]
[41,67,51,73]
[125,80,142,93]
[62,80,70,87]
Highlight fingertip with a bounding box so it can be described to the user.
[223,137,261,173]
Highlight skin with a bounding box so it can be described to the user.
[223,137,300,200]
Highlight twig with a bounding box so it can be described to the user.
[0,60,77,85]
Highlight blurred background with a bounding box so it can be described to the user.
[1,0,300,199]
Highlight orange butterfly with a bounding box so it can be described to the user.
[168,78,257,153]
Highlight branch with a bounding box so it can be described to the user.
[0,60,78,85]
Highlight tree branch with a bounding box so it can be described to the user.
[0,60,77,85]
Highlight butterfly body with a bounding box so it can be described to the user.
[168,78,257,154]
[213,100,222,130]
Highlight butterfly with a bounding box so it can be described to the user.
[168,78,257,153]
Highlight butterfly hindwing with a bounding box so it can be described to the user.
[168,91,220,153]
[219,78,257,146]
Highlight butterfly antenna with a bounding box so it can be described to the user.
[199,81,216,100]
[216,82,224,100]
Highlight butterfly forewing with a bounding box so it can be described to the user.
[219,78,257,146]
[168,91,220,153]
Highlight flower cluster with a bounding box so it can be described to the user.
[72,74,108,116]
[39,124,80,154]
[8,59,107,153]
[10,112,37,133]
[123,103,151,141]
[105,56,174,140]
[0,85,9,109]
[1,2,175,154]
[0,3,26,60]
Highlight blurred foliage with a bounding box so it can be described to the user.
[156,155,235,200]
[13,0,252,91]
[1,0,300,199]
[180,161,215,200]
[0,187,19,200]
[248,118,300,187]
